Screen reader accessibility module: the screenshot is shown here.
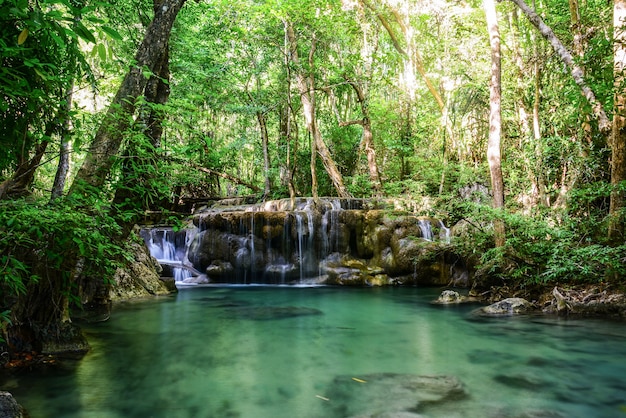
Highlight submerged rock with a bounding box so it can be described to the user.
[0,392,25,418]
[473,298,535,316]
[326,373,466,417]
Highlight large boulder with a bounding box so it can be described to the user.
[110,240,175,301]
[0,392,25,418]
[473,298,536,316]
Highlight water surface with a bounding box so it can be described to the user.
[5,286,626,417]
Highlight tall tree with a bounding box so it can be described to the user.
[284,19,351,199]
[507,0,611,133]
[69,0,187,196]
[484,0,506,247]
[609,0,626,242]
[508,0,624,240]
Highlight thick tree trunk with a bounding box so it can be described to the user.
[0,140,48,199]
[484,0,506,247]
[69,0,187,196]
[112,40,172,239]
[609,0,626,242]
[284,20,351,198]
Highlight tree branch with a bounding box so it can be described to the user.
[507,0,611,133]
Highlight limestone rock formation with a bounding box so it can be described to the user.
[143,198,467,286]
[110,239,176,300]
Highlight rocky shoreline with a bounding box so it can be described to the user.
[435,284,626,319]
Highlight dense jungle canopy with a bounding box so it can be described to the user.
[1,0,626,348]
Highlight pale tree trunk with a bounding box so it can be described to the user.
[281,26,298,207]
[507,0,611,133]
[284,20,351,199]
[609,0,626,242]
[340,78,382,196]
[50,86,74,201]
[258,110,271,198]
[484,0,506,247]
[69,0,187,196]
[508,8,540,210]
[246,89,271,199]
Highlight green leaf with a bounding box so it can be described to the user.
[98,43,107,61]
[17,28,28,45]
[74,21,96,44]
[101,25,123,41]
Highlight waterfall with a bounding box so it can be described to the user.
[438,220,451,244]
[142,198,456,286]
[418,219,433,241]
[142,227,198,284]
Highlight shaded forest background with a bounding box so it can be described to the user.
[1,0,626,345]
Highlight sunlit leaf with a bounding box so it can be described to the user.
[74,21,96,44]
[98,43,107,61]
[102,25,123,41]
[17,28,28,45]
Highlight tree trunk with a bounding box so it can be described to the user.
[0,140,48,199]
[284,20,351,198]
[507,0,611,133]
[50,87,74,202]
[69,0,187,196]
[257,110,271,199]
[341,78,382,196]
[484,0,506,247]
[609,0,626,242]
[112,36,172,239]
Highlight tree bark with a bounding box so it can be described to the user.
[69,0,187,196]
[50,87,74,202]
[609,0,626,242]
[112,22,173,239]
[284,20,351,198]
[507,0,611,133]
[484,0,506,247]
[341,78,382,196]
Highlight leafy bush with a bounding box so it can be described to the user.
[0,198,130,324]
[445,199,626,287]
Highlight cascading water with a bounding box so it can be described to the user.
[438,220,451,244]
[142,227,199,284]
[418,219,434,241]
[142,198,458,287]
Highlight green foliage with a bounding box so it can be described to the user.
[447,199,626,287]
[0,0,98,173]
[0,198,128,313]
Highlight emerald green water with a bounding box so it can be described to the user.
[5,286,626,417]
